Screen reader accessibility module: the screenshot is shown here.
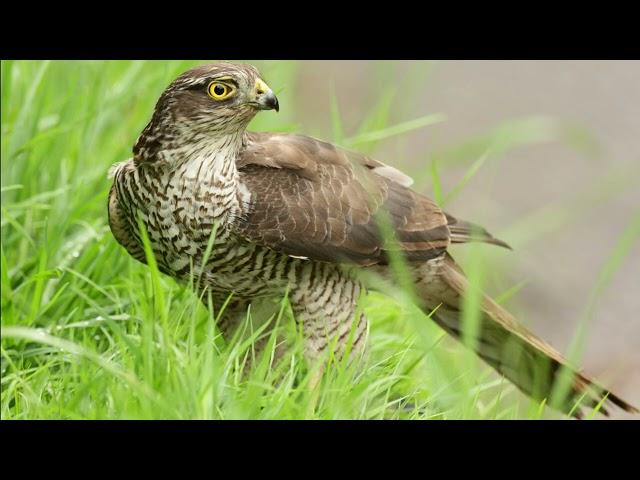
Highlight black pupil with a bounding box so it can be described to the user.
[214,85,226,96]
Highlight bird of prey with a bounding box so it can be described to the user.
[108,62,637,418]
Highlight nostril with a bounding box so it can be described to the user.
[256,88,265,95]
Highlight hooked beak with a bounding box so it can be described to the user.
[253,78,279,112]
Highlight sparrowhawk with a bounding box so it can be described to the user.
[108,62,637,417]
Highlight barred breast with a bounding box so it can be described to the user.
[109,157,306,299]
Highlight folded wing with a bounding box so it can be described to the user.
[235,132,450,265]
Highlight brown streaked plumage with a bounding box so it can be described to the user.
[108,62,638,418]
[236,132,449,265]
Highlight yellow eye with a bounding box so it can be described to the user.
[208,82,234,100]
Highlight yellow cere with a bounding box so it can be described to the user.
[255,78,270,96]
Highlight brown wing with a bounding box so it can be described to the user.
[234,132,450,266]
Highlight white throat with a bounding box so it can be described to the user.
[168,131,246,224]
[179,132,243,184]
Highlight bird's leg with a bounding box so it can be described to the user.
[203,292,288,376]
[217,298,251,342]
[197,292,251,342]
[237,298,289,374]
[289,263,369,414]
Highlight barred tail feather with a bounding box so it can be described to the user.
[423,255,638,418]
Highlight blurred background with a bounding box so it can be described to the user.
[256,60,640,416]
[2,60,638,417]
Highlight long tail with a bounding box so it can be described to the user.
[421,254,638,418]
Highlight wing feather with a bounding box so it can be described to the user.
[234,132,449,265]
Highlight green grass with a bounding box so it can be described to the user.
[1,60,636,419]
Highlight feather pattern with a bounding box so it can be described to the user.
[418,254,638,418]
[107,62,637,418]
[235,132,449,265]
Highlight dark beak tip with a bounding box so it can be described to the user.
[256,91,279,112]
[268,92,279,112]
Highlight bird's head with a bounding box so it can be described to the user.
[150,62,279,137]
